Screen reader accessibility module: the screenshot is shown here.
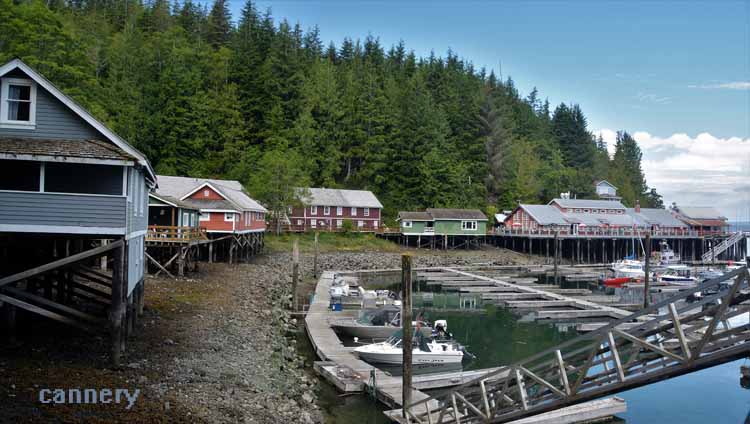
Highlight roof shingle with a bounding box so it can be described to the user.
[0,137,134,161]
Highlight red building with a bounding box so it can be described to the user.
[287,188,383,232]
[154,175,267,234]
[670,205,728,236]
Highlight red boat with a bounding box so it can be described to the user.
[603,277,638,288]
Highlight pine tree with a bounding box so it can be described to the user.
[207,0,231,48]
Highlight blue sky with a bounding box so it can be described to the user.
[226,0,750,217]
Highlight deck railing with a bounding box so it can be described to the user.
[146,225,207,242]
[492,227,703,238]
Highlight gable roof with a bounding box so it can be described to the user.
[517,204,568,225]
[550,198,626,209]
[299,187,383,209]
[628,208,687,228]
[595,180,617,189]
[0,59,155,183]
[674,206,727,220]
[155,175,267,213]
[426,208,487,221]
[148,193,199,211]
[398,211,434,221]
[0,137,135,163]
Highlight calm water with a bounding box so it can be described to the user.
[306,301,750,423]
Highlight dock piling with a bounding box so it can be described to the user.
[292,239,299,311]
[401,254,413,418]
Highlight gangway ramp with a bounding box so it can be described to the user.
[400,267,750,423]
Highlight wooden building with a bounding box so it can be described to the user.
[595,180,621,201]
[287,188,383,232]
[670,205,728,236]
[0,59,155,365]
[150,176,267,263]
[397,209,488,235]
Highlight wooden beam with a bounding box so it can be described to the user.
[144,252,176,279]
[555,350,571,395]
[2,286,103,324]
[607,332,625,382]
[0,294,95,332]
[0,240,123,288]
[669,302,692,360]
[612,329,684,364]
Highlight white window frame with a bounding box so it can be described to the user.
[336,219,343,227]
[403,220,413,228]
[461,220,478,231]
[351,207,358,216]
[311,219,317,228]
[374,221,378,228]
[336,206,343,216]
[297,219,303,225]
[311,205,317,215]
[324,206,331,215]
[204,189,210,197]
[0,78,37,129]
[224,212,235,222]
[358,220,364,228]
[199,212,210,222]
[364,207,370,217]
[182,212,189,226]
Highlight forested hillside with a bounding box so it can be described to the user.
[0,0,663,218]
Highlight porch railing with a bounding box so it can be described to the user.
[146,225,207,242]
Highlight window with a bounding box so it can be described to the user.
[1,78,36,128]
[358,220,364,228]
[0,159,39,191]
[45,162,123,195]
[462,221,478,231]
[225,213,234,222]
[204,189,210,197]
[374,221,378,228]
[336,206,343,216]
[324,206,331,215]
[311,219,317,228]
[288,206,293,215]
[403,221,413,228]
[311,205,317,215]
[364,207,370,217]
[583,209,589,213]
[182,212,189,226]
[199,212,210,222]
[336,219,343,227]
[297,219,303,225]
[352,207,358,216]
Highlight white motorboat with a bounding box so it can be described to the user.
[331,306,432,340]
[611,259,646,279]
[353,327,466,365]
[658,240,681,265]
[657,265,698,286]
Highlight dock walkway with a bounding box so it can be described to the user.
[306,269,627,423]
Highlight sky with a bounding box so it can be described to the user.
[229,0,750,219]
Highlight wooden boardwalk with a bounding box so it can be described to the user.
[306,269,627,423]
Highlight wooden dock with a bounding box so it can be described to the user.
[305,270,628,423]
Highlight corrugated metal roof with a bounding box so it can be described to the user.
[426,208,487,220]
[627,208,688,227]
[398,211,433,221]
[519,205,568,225]
[299,187,383,209]
[0,137,134,161]
[675,206,727,220]
[180,199,239,211]
[550,198,626,209]
[149,193,199,210]
[155,175,267,213]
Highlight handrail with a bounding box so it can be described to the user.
[146,225,207,241]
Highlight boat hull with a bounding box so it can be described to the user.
[356,350,463,365]
[332,321,432,340]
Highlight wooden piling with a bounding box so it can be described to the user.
[313,232,319,278]
[292,239,300,311]
[644,233,651,309]
[111,241,126,368]
[401,253,413,418]
[553,232,559,285]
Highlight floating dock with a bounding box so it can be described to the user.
[305,268,628,423]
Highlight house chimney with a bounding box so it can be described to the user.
[635,199,641,213]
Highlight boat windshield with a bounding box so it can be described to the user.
[385,328,432,352]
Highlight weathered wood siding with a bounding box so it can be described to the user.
[127,234,144,295]
[434,220,487,235]
[401,220,428,234]
[0,191,126,230]
[126,167,148,235]
[0,70,101,140]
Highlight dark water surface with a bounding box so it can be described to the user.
[307,304,750,423]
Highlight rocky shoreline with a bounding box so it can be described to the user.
[0,247,530,423]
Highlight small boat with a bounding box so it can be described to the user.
[353,327,467,365]
[657,265,698,286]
[331,306,432,340]
[611,259,646,279]
[698,269,724,282]
[658,240,681,265]
[603,276,636,288]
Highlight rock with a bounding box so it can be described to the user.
[164,338,176,345]
[302,391,314,404]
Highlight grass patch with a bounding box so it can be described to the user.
[265,232,401,253]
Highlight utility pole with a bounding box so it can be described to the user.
[401,253,413,419]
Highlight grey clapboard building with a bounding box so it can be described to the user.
[0,59,155,365]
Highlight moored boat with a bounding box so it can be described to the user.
[331,306,432,340]
[353,327,468,365]
[657,265,698,286]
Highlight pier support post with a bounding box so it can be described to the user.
[644,233,651,309]
[292,239,299,311]
[313,232,319,279]
[401,253,413,419]
[110,241,126,368]
[554,232,559,285]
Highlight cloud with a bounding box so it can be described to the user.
[688,82,750,90]
[634,91,672,105]
[595,130,750,220]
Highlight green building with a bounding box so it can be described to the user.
[397,208,488,236]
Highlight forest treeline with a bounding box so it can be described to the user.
[0,0,663,218]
